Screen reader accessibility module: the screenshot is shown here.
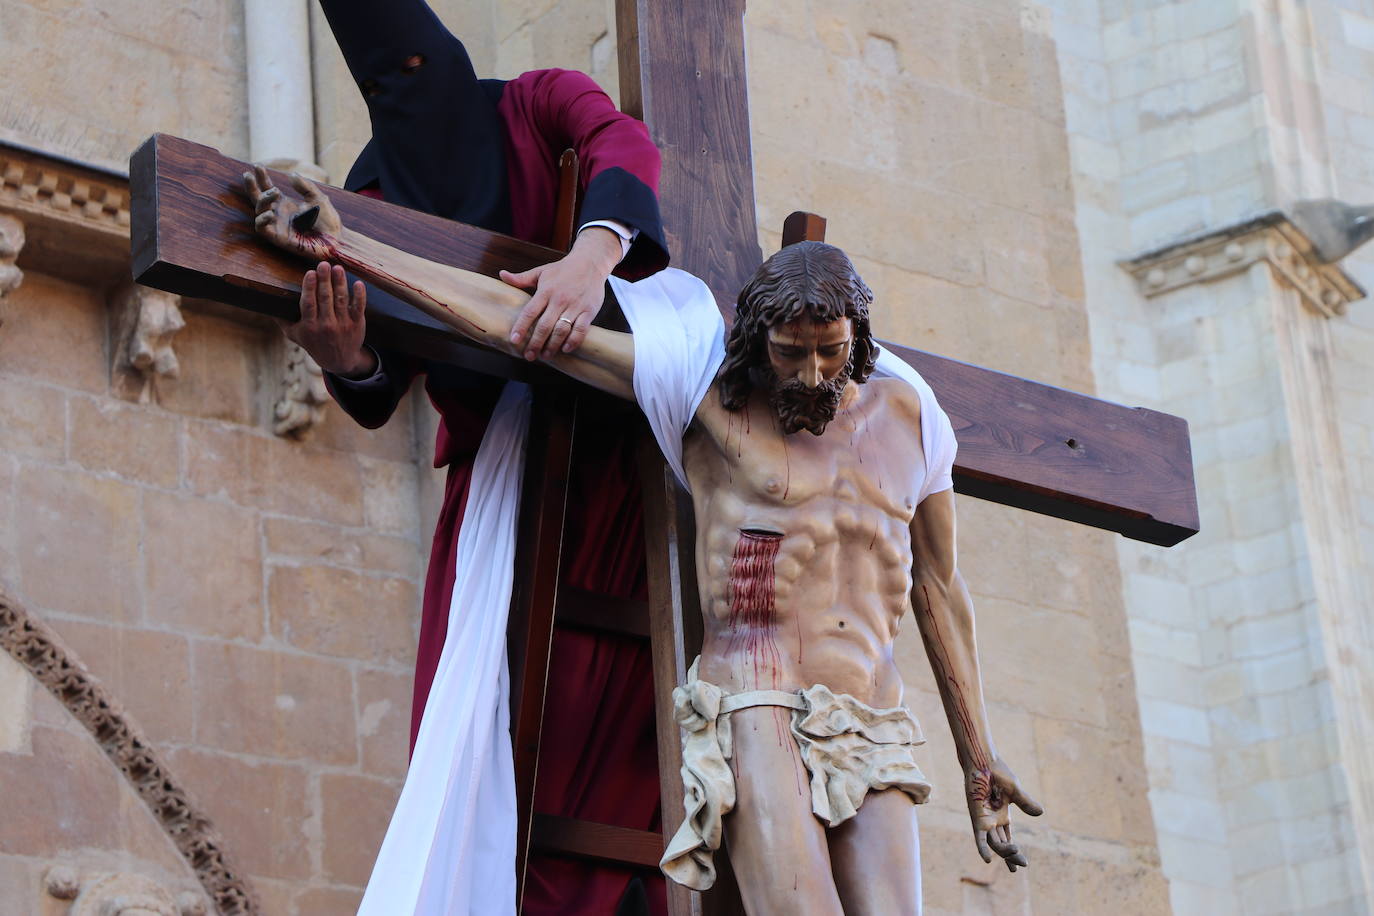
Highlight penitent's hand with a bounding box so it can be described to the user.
[242,166,343,263]
[281,262,376,378]
[500,225,621,360]
[966,756,1043,873]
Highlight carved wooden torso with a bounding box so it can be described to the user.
[683,377,927,704]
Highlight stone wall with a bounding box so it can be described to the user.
[1045,0,1374,912]
[0,0,1174,913]
[0,200,426,911]
[0,0,249,170]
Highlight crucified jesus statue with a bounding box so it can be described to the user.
[244,167,1042,914]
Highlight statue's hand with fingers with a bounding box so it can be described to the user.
[243,167,375,379]
[966,756,1043,872]
[242,166,343,263]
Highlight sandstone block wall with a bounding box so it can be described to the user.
[0,0,250,171]
[0,271,426,911]
[0,0,1173,913]
[1045,0,1374,912]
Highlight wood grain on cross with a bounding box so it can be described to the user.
[130,2,1197,913]
[131,132,1198,549]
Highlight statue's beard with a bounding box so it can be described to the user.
[762,363,851,436]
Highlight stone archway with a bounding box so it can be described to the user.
[0,588,258,914]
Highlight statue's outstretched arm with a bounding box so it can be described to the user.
[243,167,636,400]
[910,489,1043,872]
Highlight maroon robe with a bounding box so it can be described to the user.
[328,67,669,915]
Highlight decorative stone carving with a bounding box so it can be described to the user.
[71,873,180,915]
[110,284,186,404]
[175,890,208,916]
[0,588,258,914]
[0,147,130,234]
[1122,210,1365,318]
[44,870,199,915]
[44,864,81,900]
[273,340,330,438]
[0,213,24,328]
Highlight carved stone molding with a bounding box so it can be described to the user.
[111,284,186,404]
[1121,211,1365,318]
[0,213,24,331]
[273,341,330,438]
[44,868,207,915]
[0,588,258,914]
[0,144,129,237]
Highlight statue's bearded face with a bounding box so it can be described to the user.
[762,317,854,436]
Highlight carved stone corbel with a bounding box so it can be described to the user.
[273,340,330,438]
[1122,210,1366,317]
[0,214,25,328]
[110,284,185,404]
[44,869,206,916]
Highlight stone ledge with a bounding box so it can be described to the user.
[0,139,278,331]
[0,140,133,289]
[1121,211,1365,319]
[0,140,130,236]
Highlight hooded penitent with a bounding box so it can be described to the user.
[315,3,671,914]
[319,0,513,232]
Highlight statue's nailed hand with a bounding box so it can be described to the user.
[966,756,1042,873]
[242,166,342,263]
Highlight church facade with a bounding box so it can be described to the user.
[0,0,1368,913]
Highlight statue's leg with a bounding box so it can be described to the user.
[725,706,844,915]
[827,789,922,916]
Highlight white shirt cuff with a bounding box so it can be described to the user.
[578,219,637,261]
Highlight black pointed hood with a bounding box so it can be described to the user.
[319,0,513,233]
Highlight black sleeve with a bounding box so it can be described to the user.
[581,167,670,281]
[322,344,417,430]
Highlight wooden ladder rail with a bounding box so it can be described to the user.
[509,150,580,909]
[519,213,830,914]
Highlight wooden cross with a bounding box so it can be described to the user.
[130,2,1197,913]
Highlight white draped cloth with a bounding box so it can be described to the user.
[356,266,954,913]
[620,270,957,502]
[357,269,718,914]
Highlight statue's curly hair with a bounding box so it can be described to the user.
[718,241,879,410]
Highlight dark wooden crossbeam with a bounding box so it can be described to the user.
[130,133,1198,545]
[531,814,663,869]
[129,133,560,380]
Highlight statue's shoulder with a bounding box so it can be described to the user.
[866,375,923,426]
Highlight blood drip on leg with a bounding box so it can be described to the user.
[779,708,806,797]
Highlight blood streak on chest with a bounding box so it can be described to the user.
[781,436,791,500]
[854,400,882,491]
[727,529,785,686]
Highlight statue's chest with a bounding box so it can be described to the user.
[711,399,924,517]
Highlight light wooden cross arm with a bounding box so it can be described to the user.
[243,166,638,400]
